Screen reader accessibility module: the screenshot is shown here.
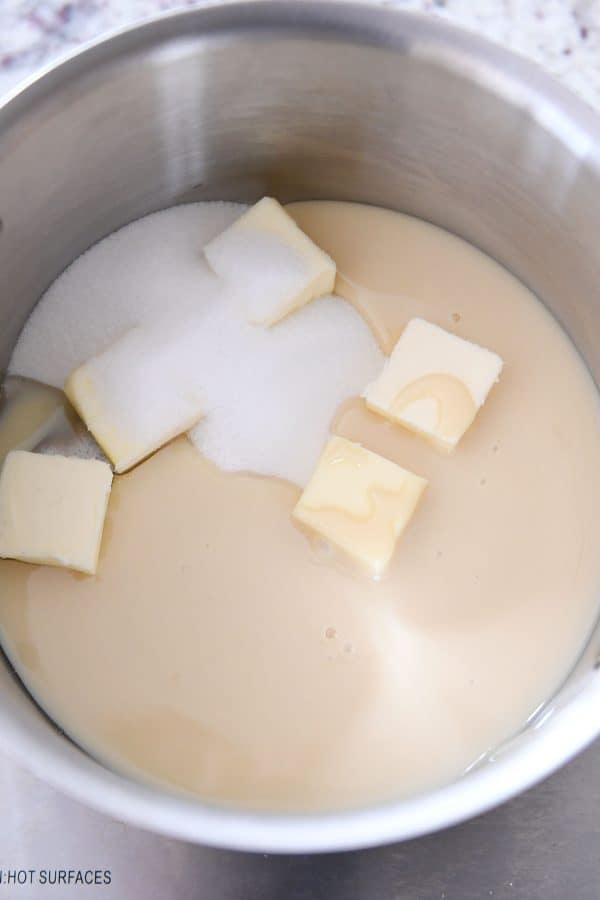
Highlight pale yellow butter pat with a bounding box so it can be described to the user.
[204,197,336,326]
[293,436,427,576]
[0,450,113,574]
[65,326,205,473]
[363,318,503,452]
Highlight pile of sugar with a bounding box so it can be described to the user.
[206,228,312,325]
[10,203,244,387]
[10,203,384,486]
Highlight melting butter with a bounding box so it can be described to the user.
[390,373,477,449]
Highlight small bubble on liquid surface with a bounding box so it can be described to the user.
[480,477,487,486]
[452,312,461,323]
[313,537,334,559]
[325,627,337,640]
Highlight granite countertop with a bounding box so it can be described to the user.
[0,0,599,110]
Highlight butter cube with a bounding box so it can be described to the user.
[293,436,426,575]
[0,450,113,574]
[203,197,336,326]
[363,318,503,452]
[65,326,205,473]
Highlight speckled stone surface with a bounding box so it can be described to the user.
[1,0,600,109]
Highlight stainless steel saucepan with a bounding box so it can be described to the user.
[1,1,600,852]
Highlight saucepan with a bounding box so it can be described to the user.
[1,0,600,852]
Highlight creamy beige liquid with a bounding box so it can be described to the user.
[2,201,600,812]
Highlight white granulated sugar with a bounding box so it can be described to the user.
[188,294,383,485]
[206,228,309,325]
[203,196,335,326]
[65,323,208,472]
[9,202,246,388]
[9,203,383,486]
